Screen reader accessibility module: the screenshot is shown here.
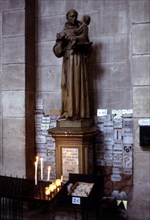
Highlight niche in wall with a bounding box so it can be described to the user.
[139,119,150,147]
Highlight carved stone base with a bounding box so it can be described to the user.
[57,118,95,128]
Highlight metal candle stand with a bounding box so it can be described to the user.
[0,174,103,220]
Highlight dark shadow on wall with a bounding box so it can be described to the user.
[25,0,37,179]
[87,42,105,117]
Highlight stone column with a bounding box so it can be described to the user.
[1,0,35,178]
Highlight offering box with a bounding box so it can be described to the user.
[55,174,104,208]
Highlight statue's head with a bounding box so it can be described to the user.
[66,9,78,25]
[82,15,91,25]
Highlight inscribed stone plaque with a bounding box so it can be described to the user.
[62,148,79,181]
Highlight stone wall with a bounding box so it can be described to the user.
[0,0,36,178]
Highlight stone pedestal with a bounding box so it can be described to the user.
[48,119,98,182]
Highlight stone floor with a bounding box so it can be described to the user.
[0,198,128,220]
[0,200,100,220]
[23,202,102,220]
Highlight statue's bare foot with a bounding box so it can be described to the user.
[59,112,68,119]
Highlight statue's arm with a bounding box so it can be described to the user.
[75,25,88,43]
[53,31,67,58]
[53,42,64,58]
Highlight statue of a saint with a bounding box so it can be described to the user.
[53,9,92,119]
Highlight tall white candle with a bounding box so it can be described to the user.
[47,166,51,181]
[61,175,63,183]
[40,157,43,180]
[34,161,38,185]
[36,156,39,164]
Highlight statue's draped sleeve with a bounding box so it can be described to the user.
[53,42,64,58]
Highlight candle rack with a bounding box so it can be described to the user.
[0,175,63,202]
[54,173,104,208]
[0,175,63,220]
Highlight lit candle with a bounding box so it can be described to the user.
[55,179,61,187]
[45,186,50,196]
[36,156,39,164]
[47,166,51,181]
[34,161,38,185]
[40,157,43,180]
[61,175,63,183]
[49,184,55,192]
[52,182,57,190]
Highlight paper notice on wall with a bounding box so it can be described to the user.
[113,160,123,167]
[113,152,123,167]
[123,118,133,128]
[104,121,114,127]
[36,135,46,143]
[35,114,43,123]
[36,99,43,110]
[112,109,123,116]
[112,167,122,174]
[50,121,57,128]
[105,160,113,166]
[123,145,132,155]
[111,174,122,182]
[138,118,150,126]
[104,153,113,160]
[42,116,51,123]
[97,114,111,123]
[36,143,47,153]
[122,109,133,114]
[104,145,113,153]
[122,109,133,117]
[123,128,133,137]
[97,109,107,116]
[113,153,123,161]
[123,136,133,144]
[123,155,132,168]
[104,127,114,138]
[114,129,123,140]
[97,159,105,166]
[114,139,123,145]
[123,168,132,175]
[111,109,122,116]
[113,143,123,153]
[104,138,114,145]
[41,123,49,131]
[113,116,123,128]
[97,123,104,131]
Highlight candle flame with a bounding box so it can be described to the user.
[48,166,51,171]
